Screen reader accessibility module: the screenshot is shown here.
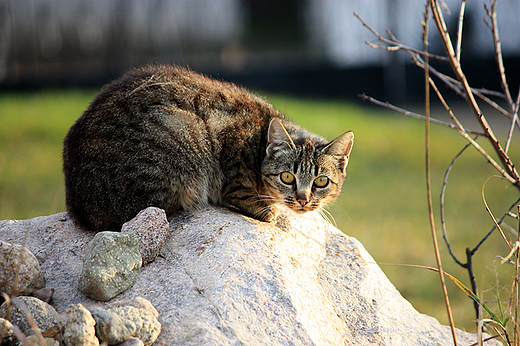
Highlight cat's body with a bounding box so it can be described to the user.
[63,64,353,232]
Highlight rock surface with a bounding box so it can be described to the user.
[0,240,46,295]
[78,231,142,301]
[122,207,170,265]
[0,207,500,345]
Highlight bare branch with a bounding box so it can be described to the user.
[423,4,458,344]
[354,11,448,62]
[428,77,518,186]
[357,8,516,124]
[410,50,510,102]
[429,79,465,132]
[505,88,520,153]
[472,196,520,254]
[365,42,402,52]
[485,1,514,110]
[430,0,519,189]
[482,177,514,253]
[440,141,473,267]
[455,0,466,62]
[358,93,486,136]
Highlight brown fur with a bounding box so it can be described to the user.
[63,64,353,232]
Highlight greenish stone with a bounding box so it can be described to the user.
[78,232,142,301]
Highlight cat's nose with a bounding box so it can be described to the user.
[297,195,310,207]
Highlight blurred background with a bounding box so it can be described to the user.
[2,0,520,334]
[1,0,519,103]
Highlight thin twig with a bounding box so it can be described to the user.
[429,79,465,132]
[357,7,518,127]
[482,176,513,253]
[505,88,520,153]
[430,0,520,189]
[414,53,508,100]
[440,141,473,267]
[409,39,516,124]
[428,78,518,186]
[423,4,458,344]
[354,11,448,62]
[362,87,515,185]
[485,0,520,154]
[466,247,479,322]
[485,1,514,110]
[358,93,486,136]
[455,0,466,62]
[471,196,520,254]
[515,205,520,345]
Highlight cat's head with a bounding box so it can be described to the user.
[261,118,354,216]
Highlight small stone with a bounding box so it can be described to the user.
[25,334,59,346]
[0,241,46,295]
[0,318,14,342]
[78,232,142,301]
[122,207,169,265]
[116,337,144,346]
[0,296,61,336]
[114,297,158,319]
[111,306,160,346]
[62,304,99,346]
[89,307,136,345]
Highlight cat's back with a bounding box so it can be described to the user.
[63,64,283,232]
[81,64,278,126]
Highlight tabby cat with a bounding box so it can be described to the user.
[63,64,354,232]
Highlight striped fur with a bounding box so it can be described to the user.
[63,64,353,232]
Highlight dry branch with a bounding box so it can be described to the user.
[485,1,514,110]
[430,0,519,188]
[356,0,520,337]
[423,3,458,344]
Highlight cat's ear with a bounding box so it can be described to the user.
[266,118,295,155]
[323,131,354,172]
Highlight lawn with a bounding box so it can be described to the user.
[1,89,519,332]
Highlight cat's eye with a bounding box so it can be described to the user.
[314,176,329,188]
[280,172,295,185]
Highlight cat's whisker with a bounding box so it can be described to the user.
[250,195,285,205]
[318,207,337,227]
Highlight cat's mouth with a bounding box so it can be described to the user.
[287,203,318,214]
[294,208,309,214]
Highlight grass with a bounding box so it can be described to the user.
[0,89,519,332]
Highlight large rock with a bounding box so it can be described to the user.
[0,207,498,345]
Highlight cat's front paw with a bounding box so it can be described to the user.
[256,205,279,222]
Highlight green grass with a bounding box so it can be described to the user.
[1,89,519,332]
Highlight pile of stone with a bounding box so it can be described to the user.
[0,208,166,346]
[0,206,500,345]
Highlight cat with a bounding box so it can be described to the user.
[63,64,354,232]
